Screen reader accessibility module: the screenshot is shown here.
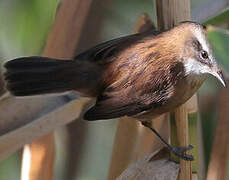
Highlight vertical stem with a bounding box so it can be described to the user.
[21,134,55,180]
[174,105,192,180]
[207,79,229,180]
[107,118,141,180]
[132,14,169,161]
[108,14,169,180]
[21,0,92,180]
[66,0,112,179]
[156,1,198,180]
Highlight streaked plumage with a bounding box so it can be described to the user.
[4,21,225,121]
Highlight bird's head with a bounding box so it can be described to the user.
[173,21,226,87]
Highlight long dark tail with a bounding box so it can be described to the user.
[4,56,100,96]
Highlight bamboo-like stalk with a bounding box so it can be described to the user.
[174,105,192,180]
[21,134,55,180]
[207,79,229,180]
[66,1,113,178]
[0,98,90,160]
[107,117,142,180]
[156,0,200,180]
[21,0,92,180]
[107,14,170,180]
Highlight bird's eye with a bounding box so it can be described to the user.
[200,50,208,59]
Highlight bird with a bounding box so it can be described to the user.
[3,21,226,161]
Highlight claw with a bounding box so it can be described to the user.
[179,144,193,153]
[182,154,194,161]
[171,145,194,161]
[141,123,195,161]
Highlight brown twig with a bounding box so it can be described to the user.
[65,0,113,178]
[0,98,90,160]
[21,0,92,180]
[156,0,200,180]
[107,13,170,180]
[207,79,229,180]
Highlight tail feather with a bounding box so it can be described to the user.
[4,56,100,96]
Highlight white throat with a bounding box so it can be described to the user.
[184,58,211,76]
[183,58,208,88]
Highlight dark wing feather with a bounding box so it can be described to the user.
[80,30,172,121]
[84,62,185,121]
[83,81,169,120]
[83,74,168,121]
[84,95,162,120]
[75,30,160,63]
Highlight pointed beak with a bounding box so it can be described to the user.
[211,68,227,87]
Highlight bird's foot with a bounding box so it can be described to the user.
[171,145,194,161]
[141,121,194,161]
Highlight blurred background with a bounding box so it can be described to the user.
[0,0,228,179]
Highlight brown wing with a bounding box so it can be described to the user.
[79,30,186,121]
[74,30,160,63]
[84,89,167,120]
[84,62,185,120]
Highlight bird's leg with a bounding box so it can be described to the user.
[141,121,194,161]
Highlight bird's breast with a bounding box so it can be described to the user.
[135,74,207,120]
